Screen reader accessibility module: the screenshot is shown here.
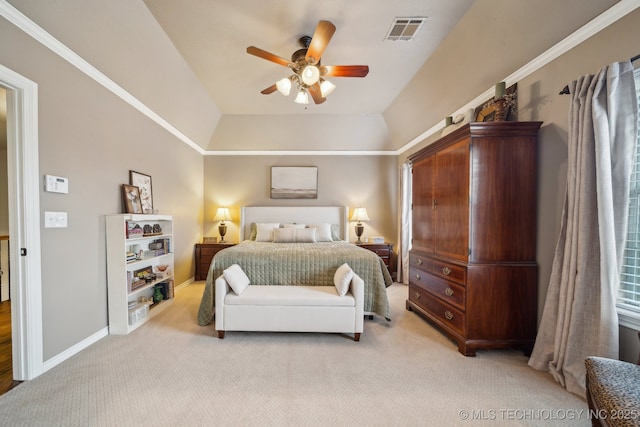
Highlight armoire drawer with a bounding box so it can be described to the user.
[432,259,466,285]
[410,252,432,272]
[418,273,465,311]
[409,284,465,336]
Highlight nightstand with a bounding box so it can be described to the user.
[356,242,394,276]
[194,243,236,280]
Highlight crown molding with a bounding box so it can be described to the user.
[397,0,640,155]
[2,0,637,157]
[0,1,205,155]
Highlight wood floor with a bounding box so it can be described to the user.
[0,300,20,395]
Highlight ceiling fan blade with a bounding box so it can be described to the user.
[308,83,326,104]
[322,65,369,78]
[247,46,291,67]
[305,20,336,63]
[261,84,277,95]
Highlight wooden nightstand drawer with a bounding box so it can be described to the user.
[357,242,394,273]
[194,243,235,280]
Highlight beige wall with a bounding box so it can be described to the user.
[0,17,203,359]
[203,155,398,245]
[396,8,640,361]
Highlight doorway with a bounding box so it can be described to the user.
[0,86,17,394]
[0,64,44,385]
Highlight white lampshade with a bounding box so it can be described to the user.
[301,65,320,86]
[294,89,309,105]
[276,77,291,96]
[350,207,370,222]
[213,207,232,223]
[320,79,336,97]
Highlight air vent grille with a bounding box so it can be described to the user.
[385,17,427,41]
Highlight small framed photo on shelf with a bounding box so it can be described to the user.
[122,184,143,214]
[129,170,153,214]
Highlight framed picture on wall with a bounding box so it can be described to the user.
[129,170,153,214]
[122,184,143,214]
[271,166,318,199]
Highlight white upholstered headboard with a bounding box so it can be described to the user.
[240,206,348,241]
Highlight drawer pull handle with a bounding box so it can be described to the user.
[414,292,421,300]
[415,273,421,280]
[445,287,454,296]
[444,310,454,320]
[416,258,423,265]
[442,267,451,276]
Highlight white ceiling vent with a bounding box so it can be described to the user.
[385,17,427,41]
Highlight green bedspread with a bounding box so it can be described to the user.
[197,240,392,325]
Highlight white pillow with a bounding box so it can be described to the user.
[334,263,354,296]
[273,228,316,243]
[282,223,306,229]
[307,223,333,242]
[255,223,280,242]
[223,264,250,295]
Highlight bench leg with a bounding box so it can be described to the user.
[354,333,361,342]
[217,331,225,339]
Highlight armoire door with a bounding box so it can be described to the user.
[434,138,470,261]
[411,155,435,254]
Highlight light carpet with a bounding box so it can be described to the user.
[0,283,588,426]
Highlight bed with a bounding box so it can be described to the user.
[197,206,392,326]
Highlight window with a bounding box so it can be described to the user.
[618,67,640,329]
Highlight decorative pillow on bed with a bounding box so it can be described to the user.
[254,223,280,242]
[273,227,316,243]
[223,264,250,295]
[282,223,306,228]
[330,224,342,241]
[307,223,333,242]
[334,263,354,296]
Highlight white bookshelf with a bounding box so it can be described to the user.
[106,214,175,334]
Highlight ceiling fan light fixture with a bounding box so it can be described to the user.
[301,65,320,85]
[294,89,309,105]
[276,77,292,96]
[320,79,336,97]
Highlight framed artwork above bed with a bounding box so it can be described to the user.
[270,166,317,199]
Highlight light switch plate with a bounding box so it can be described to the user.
[44,211,68,228]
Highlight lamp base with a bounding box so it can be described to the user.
[218,223,227,244]
[355,223,364,244]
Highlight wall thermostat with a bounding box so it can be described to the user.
[44,175,69,194]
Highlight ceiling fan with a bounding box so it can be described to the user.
[246,20,369,105]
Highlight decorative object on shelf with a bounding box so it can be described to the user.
[474,82,518,122]
[203,236,218,244]
[153,285,164,303]
[126,222,143,238]
[122,184,142,214]
[214,207,232,243]
[350,207,370,244]
[493,81,507,121]
[271,166,318,199]
[129,170,153,214]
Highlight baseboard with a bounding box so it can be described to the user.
[41,327,109,375]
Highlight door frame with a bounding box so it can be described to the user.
[1,63,43,381]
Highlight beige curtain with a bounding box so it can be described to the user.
[398,162,412,284]
[528,61,637,396]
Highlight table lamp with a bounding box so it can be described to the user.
[214,207,232,243]
[350,207,370,244]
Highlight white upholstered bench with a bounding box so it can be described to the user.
[214,273,364,341]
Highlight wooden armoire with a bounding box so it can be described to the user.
[406,121,541,356]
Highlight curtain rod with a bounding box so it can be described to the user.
[558,54,640,95]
